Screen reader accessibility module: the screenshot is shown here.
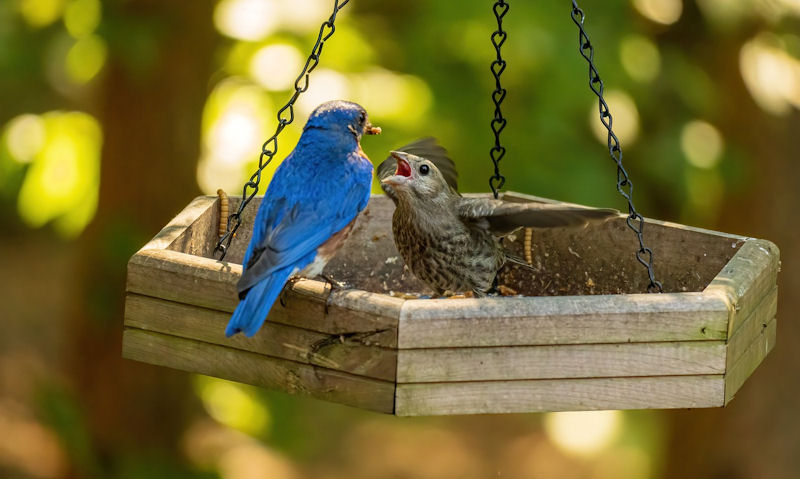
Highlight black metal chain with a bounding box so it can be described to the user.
[214,0,350,260]
[570,1,662,293]
[488,0,509,199]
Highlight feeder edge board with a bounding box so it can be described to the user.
[396,293,730,348]
[127,250,401,342]
[724,317,776,404]
[704,238,780,403]
[122,328,395,414]
[125,293,398,381]
[396,341,727,382]
[722,284,779,403]
[393,375,724,416]
[703,239,780,337]
[137,196,217,253]
[391,280,778,414]
[128,247,738,347]
[724,286,777,371]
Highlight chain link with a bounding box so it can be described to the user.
[214,0,350,260]
[488,0,509,199]
[570,1,662,293]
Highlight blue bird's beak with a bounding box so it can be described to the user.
[357,122,380,159]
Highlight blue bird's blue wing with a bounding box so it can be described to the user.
[237,182,369,295]
[226,170,371,338]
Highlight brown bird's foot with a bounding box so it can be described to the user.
[485,276,501,296]
[315,274,347,314]
[279,276,302,307]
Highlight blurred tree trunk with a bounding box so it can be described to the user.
[661,6,800,477]
[662,111,800,479]
[66,0,216,474]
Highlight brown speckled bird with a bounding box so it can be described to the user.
[378,140,617,296]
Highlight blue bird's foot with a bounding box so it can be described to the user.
[316,273,347,290]
[315,274,347,314]
[278,276,302,308]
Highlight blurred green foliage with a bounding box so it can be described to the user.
[36,382,102,478]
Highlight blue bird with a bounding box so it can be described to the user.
[226,100,380,337]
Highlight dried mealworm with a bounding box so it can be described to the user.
[217,189,229,238]
[524,227,533,265]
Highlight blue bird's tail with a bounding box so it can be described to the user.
[225,268,293,337]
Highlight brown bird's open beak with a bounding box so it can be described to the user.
[382,151,412,187]
[391,152,412,177]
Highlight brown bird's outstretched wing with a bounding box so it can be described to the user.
[457,197,619,236]
[378,137,458,200]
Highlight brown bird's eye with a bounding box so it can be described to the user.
[419,164,430,175]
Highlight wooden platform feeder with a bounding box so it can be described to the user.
[123,192,779,415]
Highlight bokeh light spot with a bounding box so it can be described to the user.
[18,0,65,28]
[4,114,46,164]
[63,0,101,38]
[589,89,640,146]
[210,108,262,164]
[740,33,800,115]
[294,68,351,118]
[696,0,749,29]
[194,377,270,436]
[65,34,107,84]
[218,443,298,479]
[249,43,304,91]
[352,69,432,122]
[681,120,724,169]
[214,0,279,41]
[754,0,800,23]
[632,0,683,25]
[202,79,272,162]
[198,78,276,194]
[276,0,330,33]
[620,34,661,82]
[685,169,724,224]
[544,410,623,457]
[592,445,652,479]
[17,111,102,237]
[321,25,377,70]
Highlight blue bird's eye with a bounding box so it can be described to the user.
[419,164,430,175]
